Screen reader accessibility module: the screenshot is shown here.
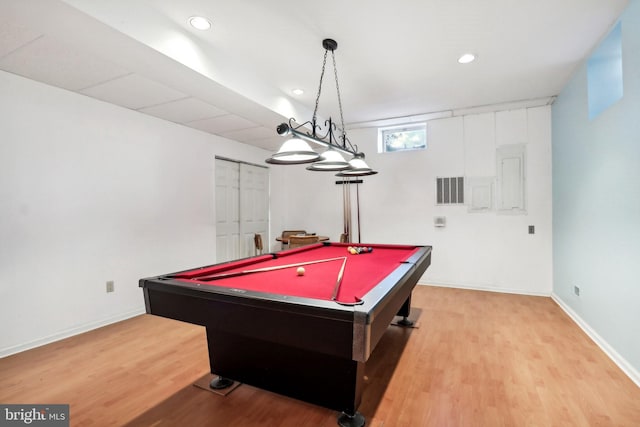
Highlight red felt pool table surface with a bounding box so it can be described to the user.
[172,242,421,304]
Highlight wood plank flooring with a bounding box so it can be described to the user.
[1,286,639,426]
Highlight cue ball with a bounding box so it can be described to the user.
[297,267,305,276]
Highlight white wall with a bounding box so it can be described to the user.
[0,70,277,356]
[272,106,553,295]
[552,0,640,382]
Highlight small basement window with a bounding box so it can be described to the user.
[378,123,426,153]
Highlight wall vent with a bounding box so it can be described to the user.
[436,177,464,205]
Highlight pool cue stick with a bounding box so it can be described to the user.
[347,178,352,241]
[344,178,351,242]
[343,180,348,241]
[331,256,348,301]
[356,181,361,243]
[198,256,347,281]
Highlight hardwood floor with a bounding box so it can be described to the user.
[1,286,639,426]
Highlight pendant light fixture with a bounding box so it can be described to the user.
[335,155,378,177]
[306,148,350,171]
[265,135,320,165]
[266,39,377,176]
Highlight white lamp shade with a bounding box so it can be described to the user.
[306,149,350,171]
[335,156,378,176]
[266,137,321,164]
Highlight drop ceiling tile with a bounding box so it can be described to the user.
[0,35,130,91]
[188,114,257,134]
[221,126,276,142]
[0,21,42,58]
[250,135,289,151]
[138,97,227,123]
[80,73,186,110]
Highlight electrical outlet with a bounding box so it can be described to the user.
[528,225,535,234]
[573,285,580,296]
[106,281,115,293]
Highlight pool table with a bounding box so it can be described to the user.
[139,242,432,427]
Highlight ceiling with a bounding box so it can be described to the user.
[1,0,629,151]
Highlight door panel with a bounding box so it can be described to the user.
[239,163,269,258]
[216,159,269,262]
[215,159,240,262]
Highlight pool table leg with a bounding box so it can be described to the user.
[396,294,414,327]
[338,411,365,427]
[209,376,234,390]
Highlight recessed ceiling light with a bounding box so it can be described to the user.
[189,16,211,30]
[458,53,476,64]
[292,88,304,96]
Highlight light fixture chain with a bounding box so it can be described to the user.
[331,50,346,141]
[312,49,330,126]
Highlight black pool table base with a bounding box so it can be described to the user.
[207,373,366,427]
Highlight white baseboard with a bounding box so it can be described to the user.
[551,293,640,388]
[417,280,551,297]
[0,308,145,359]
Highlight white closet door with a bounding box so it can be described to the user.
[239,163,269,258]
[215,159,240,262]
[215,159,269,263]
